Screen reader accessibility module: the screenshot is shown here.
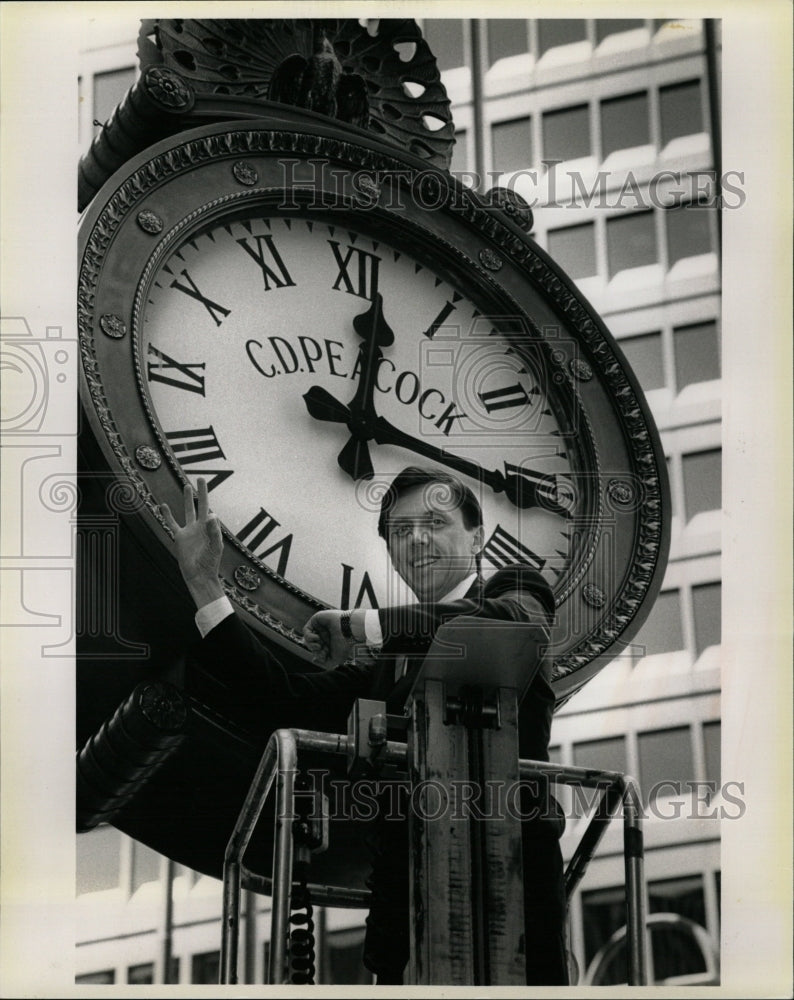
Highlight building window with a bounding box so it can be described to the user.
[659,79,704,146]
[324,927,371,985]
[581,885,626,966]
[571,738,626,820]
[583,878,711,984]
[595,19,646,44]
[76,970,115,984]
[600,92,650,158]
[76,824,121,895]
[681,448,721,520]
[618,331,665,391]
[491,116,532,174]
[673,320,720,390]
[637,726,694,806]
[93,67,136,130]
[572,736,627,775]
[703,720,721,787]
[692,582,721,656]
[191,950,220,985]
[537,19,587,55]
[632,589,684,657]
[648,876,709,979]
[606,211,657,277]
[487,19,529,64]
[542,104,590,163]
[126,957,179,984]
[131,839,161,892]
[666,204,714,265]
[127,963,153,985]
[422,20,465,71]
[547,222,597,280]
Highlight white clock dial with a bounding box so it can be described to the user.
[141,213,585,610]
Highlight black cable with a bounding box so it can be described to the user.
[287,773,317,984]
[288,858,316,984]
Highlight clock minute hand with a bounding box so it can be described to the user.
[371,414,573,516]
[370,413,498,489]
[347,293,394,423]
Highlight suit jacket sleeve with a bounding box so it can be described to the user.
[190,611,373,732]
[376,565,555,652]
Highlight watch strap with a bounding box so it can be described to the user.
[340,612,354,640]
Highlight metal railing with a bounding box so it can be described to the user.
[220,726,648,985]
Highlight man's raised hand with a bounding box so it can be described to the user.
[160,478,224,608]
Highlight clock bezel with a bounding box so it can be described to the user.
[78,113,670,699]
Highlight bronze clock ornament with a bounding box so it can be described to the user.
[78,111,670,704]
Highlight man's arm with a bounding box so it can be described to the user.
[376,565,555,653]
[303,566,554,666]
[161,479,372,718]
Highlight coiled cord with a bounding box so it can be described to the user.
[288,857,316,984]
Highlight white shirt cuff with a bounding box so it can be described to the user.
[362,609,383,647]
[195,595,234,638]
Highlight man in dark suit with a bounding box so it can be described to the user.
[161,466,568,985]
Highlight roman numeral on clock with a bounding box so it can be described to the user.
[328,241,380,300]
[235,507,293,577]
[340,563,379,608]
[482,524,545,571]
[478,383,531,413]
[147,344,206,395]
[166,428,233,493]
[169,269,231,326]
[237,234,296,291]
[422,295,461,339]
[165,426,226,465]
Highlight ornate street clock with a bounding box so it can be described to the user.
[77,18,670,885]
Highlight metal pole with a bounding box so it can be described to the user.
[621,776,648,986]
[268,729,298,984]
[704,18,722,256]
[161,857,175,984]
[243,888,258,984]
[220,736,280,984]
[469,20,486,191]
[562,781,623,900]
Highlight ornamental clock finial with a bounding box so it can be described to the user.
[78,18,456,212]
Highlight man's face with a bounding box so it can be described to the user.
[385,484,484,602]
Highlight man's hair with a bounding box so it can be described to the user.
[377,466,483,540]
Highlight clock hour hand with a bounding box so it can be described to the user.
[371,414,574,516]
[303,385,350,424]
[302,385,374,479]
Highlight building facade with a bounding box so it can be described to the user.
[76,17,722,986]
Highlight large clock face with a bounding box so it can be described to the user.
[141,212,587,612]
[78,115,669,696]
